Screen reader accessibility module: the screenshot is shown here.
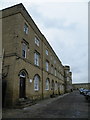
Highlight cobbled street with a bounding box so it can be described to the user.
[2,90,89,119]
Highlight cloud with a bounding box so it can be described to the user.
[0,0,88,84]
[28,2,88,84]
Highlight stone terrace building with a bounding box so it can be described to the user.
[64,66,73,92]
[73,83,90,90]
[1,3,72,107]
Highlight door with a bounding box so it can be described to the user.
[52,80,54,95]
[19,77,26,98]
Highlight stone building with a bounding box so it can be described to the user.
[73,83,90,90]
[64,66,73,92]
[1,3,72,107]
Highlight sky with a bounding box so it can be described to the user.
[0,0,89,84]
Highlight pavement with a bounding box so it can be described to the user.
[2,91,89,119]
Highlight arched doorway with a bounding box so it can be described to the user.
[52,80,54,95]
[19,71,26,98]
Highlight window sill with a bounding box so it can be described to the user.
[45,89,49,91]
[34,90,39,92]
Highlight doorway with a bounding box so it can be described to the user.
[19,71,26,98]
[52,80,54,95]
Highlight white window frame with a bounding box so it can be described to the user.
[46,49,48,55]
[45,79,49,90]
[46,61,49,71]
[22,43,27,58]
[34,52,39,66]
[35,36,40,46]
[24,23,28,34]
[34,75,40,91]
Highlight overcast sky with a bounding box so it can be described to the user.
[0,0,89,84]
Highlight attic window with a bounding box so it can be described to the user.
[35,36,40,46]
[24,23,28,34]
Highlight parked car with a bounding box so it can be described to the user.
[79,88,84,94]
[85,92,90,101]
[83,89,90,96]
[82,89,90,96]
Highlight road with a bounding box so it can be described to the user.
[2,90,89,119]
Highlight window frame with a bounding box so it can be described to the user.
[34,75,40,91]
[45,79,50,90]
[35,36,40,47]
[46,49,48,55]
[46,61,49,72]
[22,42,27,58]
[51,65,53,74]
[55,82,58,90]
[55,68,57,76]
[24,23,28,34]
[34,52,40,66]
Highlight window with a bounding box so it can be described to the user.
[34,75,40,91]
[55,82,58,90]
[57,71,59,78]
[22,43,27,58]
[45,79,50,90]
[24,23,28,34]
[54,60,56,64]
[34,52,40,66]
[55,68,57,76]
[51,80,54,90]
[35,36,40,46]
[67,77,69,81]
[59,73,61,79]
[51,65,53,74]
[46,50,48,55]
[62,75,64,81]
[51,55,52,60]
[66,71,69,74]
[46,61,49,71]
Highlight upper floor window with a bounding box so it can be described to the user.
[34,75,40,91]
[35,36,40,46]
[55,68,57,76]
[67,77,69,81]
[66,70,69,74]
[24,23,28,34]
[45,79,50,90]
[51,55,52,60]
[59,73,61,79]
[54,60,56,64]
[46,50,48,55]
[22,43,27,58]
[46,61,49,71]
[51,65,53,74]
[34,52,40,66]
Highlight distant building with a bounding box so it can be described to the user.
[73,83,90,90]
[1,3,72,107]
[64,66,73,92]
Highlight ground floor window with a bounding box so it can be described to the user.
[55,82,58,90]
[34,74,40,91]
[45,78,50,90]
